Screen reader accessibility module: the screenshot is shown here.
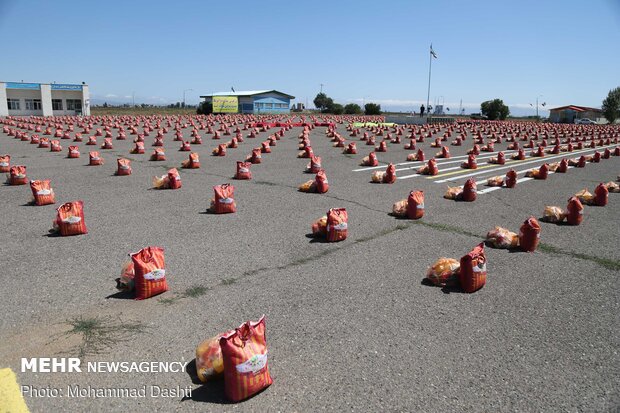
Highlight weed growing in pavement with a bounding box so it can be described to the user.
[221,278,237,285]
[183,285,210,298]
[538,242,620,271]
[65,316,145,357]
[158,296,181,306]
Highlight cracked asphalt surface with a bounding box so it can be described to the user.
[0,117,619,412]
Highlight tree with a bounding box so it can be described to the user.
[314,93,331,112]
[480,99,510,120]
[364,103,382,115]
[602,87,620,124]
[331,103,344,115]
[344,103,362,114]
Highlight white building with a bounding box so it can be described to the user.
[0,81,90,117]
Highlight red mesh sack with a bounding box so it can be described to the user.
[182,152,200,169]
[566,196,583,226]
[315,170,329,193]
[167,168,182,189]
[30,179,55,206]
[89,151,104,166]
[0,155,10,173]
[557,158,568,173]
[131,246,168,300]
[213,184,236,214]
[406,190,424,220]
[55,201,88,236]
[382,163,396,183]
[518,217,541,252]
[461,179,477,202]
[8,165,28,185]
[248,148,262,164]
[458,242,487,293]
[68,146,80,158]
[235,161,252,180]
[496,151,505,164]
[505,169,517,188]
[116,158,132,175]
[150,148,166,161]
[261,141,271,153]
[220,316,272,402]
[326,208,348,242]
[594,183,608,207]
[535,164,549,180]
[416,149,425,162]
[307,155,322,173]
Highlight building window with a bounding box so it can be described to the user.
[52,99,63,110]
[25,99,42,110]
[66,99,82,111]
[7,98,20,110]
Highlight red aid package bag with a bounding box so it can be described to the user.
[594,183,608,207]
[220,316,273,402]
[326,207,348,242]
[50,140,62,152]
[8,165,28,185]
[211,184,237,214]
[460,179,477,202]
[458,242,487,293]
[315,170,329,193]
[54,201,88,236]
[89,151,104,166]
[505,169,517,188]
[565,196,584,226]
[235,161,252,180]
[407,190,424,220]
[0,155,10,173]
[167,168,182,189]
[383,163,396,183]
[131,246,168,300]
[30,179,55,206]
[116,158,132,175]
[518,217,541,252]
[182,152,200,169]
[306,155,322,173]
[68,146,80,158]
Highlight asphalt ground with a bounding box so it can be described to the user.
[0,117,618,412]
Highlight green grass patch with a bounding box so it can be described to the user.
[66,316,145,357]
[158,296,182,306]
[183,285,210,298]
[538,242,620,271]
[221,278,237,285]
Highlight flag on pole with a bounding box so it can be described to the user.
[430,44,437,59]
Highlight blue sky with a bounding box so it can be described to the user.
[1,0,619,115]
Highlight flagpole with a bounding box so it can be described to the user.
[426,43,432,123]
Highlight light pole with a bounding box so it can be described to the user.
[320,83,324,94]
[183,89,193,108]
[535,94,543,119]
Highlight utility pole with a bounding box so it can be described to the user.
[320,83,324,94]
[132,92,135,107]
[426,43,436,122]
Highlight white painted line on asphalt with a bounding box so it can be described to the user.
[431,144,617,183]
[352,148,518,172]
